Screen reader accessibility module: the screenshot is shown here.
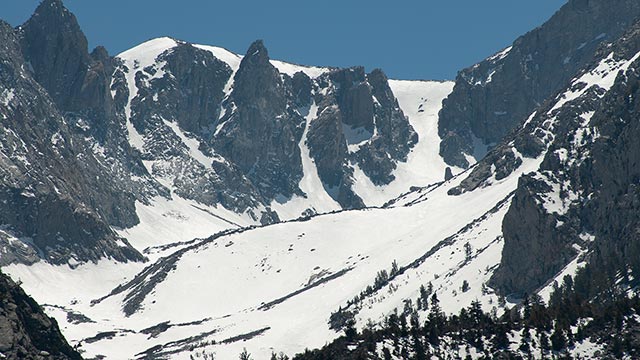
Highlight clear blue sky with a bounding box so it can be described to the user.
[3,0,566,80]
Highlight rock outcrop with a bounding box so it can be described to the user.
[0,270,82,359]
[491,20,640,296]
[439,0,640,168]
[211,40,306,202]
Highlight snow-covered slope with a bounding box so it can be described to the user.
[5,150,540,359]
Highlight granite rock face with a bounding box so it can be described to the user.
[0,271,82,359]
[307,67,417,207]
[0,14,146,266]
[490,20,640,296]
[439,0,640,168]
[211,40,306,203]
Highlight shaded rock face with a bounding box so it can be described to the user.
[111,41,265,214]
[491,21,640,296]
[211,40,306,202]
[0,17,145,266]
[161,44,231,135]
[0,271,82,359]
[356,69,418,185]
[307,67,417,207]
[439,0,640,168]
[19,0,90,111]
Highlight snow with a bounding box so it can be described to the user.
[4,34,606,360]
[163,119,213,169]
[488,46,512,62]
[269,102,341,219]
[552,51,640,111]
[351,80,457,206]
[3,134,547,359]
[193,44,242,71]
[193,43,329,79]
[117,37,178,152]
[116,195,253,260]
[0,88,15,107]
[270,60,329,78]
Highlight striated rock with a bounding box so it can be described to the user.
[19,0,90,111]
[0,11,146,265]
[307,99,363,209]
[152,43,232,135]
[491,176,578,295]
[356,69,417,185]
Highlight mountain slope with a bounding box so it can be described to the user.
[438,0,640,168]
[4,0,640,359]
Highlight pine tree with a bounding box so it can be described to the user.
[519,326,532,358]
[382,347,392,360]
[464,242,473,262]
[550,323,566,352]
[419,284,429,310]
[239,348,252,360]
[539,332,550,358]
[391,260,399,277]
[491,323,509,351]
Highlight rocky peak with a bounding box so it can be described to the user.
[232,39,284,108]
[90,45,110,63]
[211,40,304,203]
[20,0,91,110]
[159,42,232,134]
[329,66,374,132]
[367,68,395,109]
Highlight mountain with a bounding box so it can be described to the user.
[3,0,640,359]
[0,0,453,267]
[438,0,640,168]
[0,4,147,266]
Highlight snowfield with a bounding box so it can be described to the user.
[5,37,624,359]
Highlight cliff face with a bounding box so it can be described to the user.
[211,40,306,203]
[490,20,640,296]
[0,13,147,266]
[438,0,640,168]
[0,271,82,359]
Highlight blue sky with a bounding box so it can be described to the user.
[3,0,566,80]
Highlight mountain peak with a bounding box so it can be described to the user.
[21,0,90,108]
[31,0,71,23]
[243,39,270,63]
[246,39,269,58]
[231,39,281,106]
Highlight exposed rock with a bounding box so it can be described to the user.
[290,71,312,108]
[492,20,640,296]
[0,270,82,359]
[438,0,640,168]
[0,18,144,265]
[444,167,453,181]
[355,69,417,185]
[211,40,306,202]
[306,98,363,209]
